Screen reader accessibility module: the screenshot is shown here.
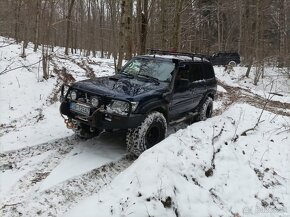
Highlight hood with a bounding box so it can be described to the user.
[72,75,169,100]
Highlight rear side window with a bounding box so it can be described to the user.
[189,64,203,82]
[203,64,215,79]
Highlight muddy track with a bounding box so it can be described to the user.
[0,136,77,168]
[1,155,134,217]
[217,81,290,116]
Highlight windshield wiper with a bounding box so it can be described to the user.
[137,74,160,84]
[120,71,134,78]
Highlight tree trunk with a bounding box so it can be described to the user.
[65,0,76,55]
[137,0,148,55]
[33,0,41,52]
[160,0,166,49]
[172,0,183,50]
[117,0,126,71]
[124,0,133,59]
[254,0,262,85]
[108,0,118,69]
[217,0,221,51]
[99,0,105,58]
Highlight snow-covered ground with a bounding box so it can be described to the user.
[0,37,289,217]
[215,66,290,103]
[66,103,290,217]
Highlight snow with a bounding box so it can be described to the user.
[0,151,54,200]
[215,66,290,103]
[65,103,290,217]
[145,54,203,62]
[40,134,126,191]
[0,104,73,152]
[1,36,289,217]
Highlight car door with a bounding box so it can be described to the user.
[169,63,194,119]
[189,63,206,109]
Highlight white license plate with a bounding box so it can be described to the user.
[70,103,90,116]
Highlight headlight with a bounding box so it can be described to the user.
[71,90,77,100]
[131,102,139,112]
[106,100,130,115]
[91,97,99,107]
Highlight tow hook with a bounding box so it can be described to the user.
[65,119,75,129]
[61,114,75,129]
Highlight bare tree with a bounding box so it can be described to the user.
[117,0,126,71]
[65,0,76,55]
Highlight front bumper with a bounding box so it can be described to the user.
[60,101,145,129]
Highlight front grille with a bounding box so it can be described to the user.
[70,89,113,107]
[102,97,112,105]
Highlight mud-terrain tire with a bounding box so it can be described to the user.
[126,112,167,157]
[73,125,101,139]
[197,97,213,121]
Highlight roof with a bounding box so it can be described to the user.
[144,49,210,62]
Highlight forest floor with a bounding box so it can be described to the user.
[0,37,289,217]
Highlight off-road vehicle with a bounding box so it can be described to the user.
[208,52,240,66]
[60,49,217,156]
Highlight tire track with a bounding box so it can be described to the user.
[217,81,290,116]
[1,155,134,217]
[0,137,78,214]
[0,136,77,169]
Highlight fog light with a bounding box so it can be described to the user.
[91,97,99,107]
[71,91,77,100]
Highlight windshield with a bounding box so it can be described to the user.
[121,58,175,82]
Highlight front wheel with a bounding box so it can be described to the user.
[197,97,213,121]
[126,111,167,157]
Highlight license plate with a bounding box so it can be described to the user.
[70,103,90,116]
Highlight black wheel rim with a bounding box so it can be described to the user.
[145,123,162,148]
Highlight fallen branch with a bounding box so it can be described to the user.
[1,202,22,210]
[0,42,15,48]
[16,76,20,88]
[241,82,274,136]
[210,123,225,171]
[0,59,42,76]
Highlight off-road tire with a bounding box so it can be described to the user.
[126,111,167,157]
[197,97,213,121]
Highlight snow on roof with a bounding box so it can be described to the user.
[144,54,203,61]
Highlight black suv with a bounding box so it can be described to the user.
[208,52,240,66]
[60,49,217,156]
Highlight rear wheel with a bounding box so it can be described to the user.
[197,97,213,121]
[126,111,167,157]
[228,60,237,67]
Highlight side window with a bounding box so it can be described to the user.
[176,63,190,80]
[189,64,203,82]
[203,64,215,79]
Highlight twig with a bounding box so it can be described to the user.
[241,82,274,136]
[268,92,283,97]
[1,202,21,209]
[0,42,15,48]
[0,60,15,75]
[0,59,42,75]
[16,76,20,88]
[210,123,225,169]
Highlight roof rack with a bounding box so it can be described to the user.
[147,49,208,61]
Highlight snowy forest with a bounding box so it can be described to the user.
[0,0,289,68]
[1,1,290,217]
